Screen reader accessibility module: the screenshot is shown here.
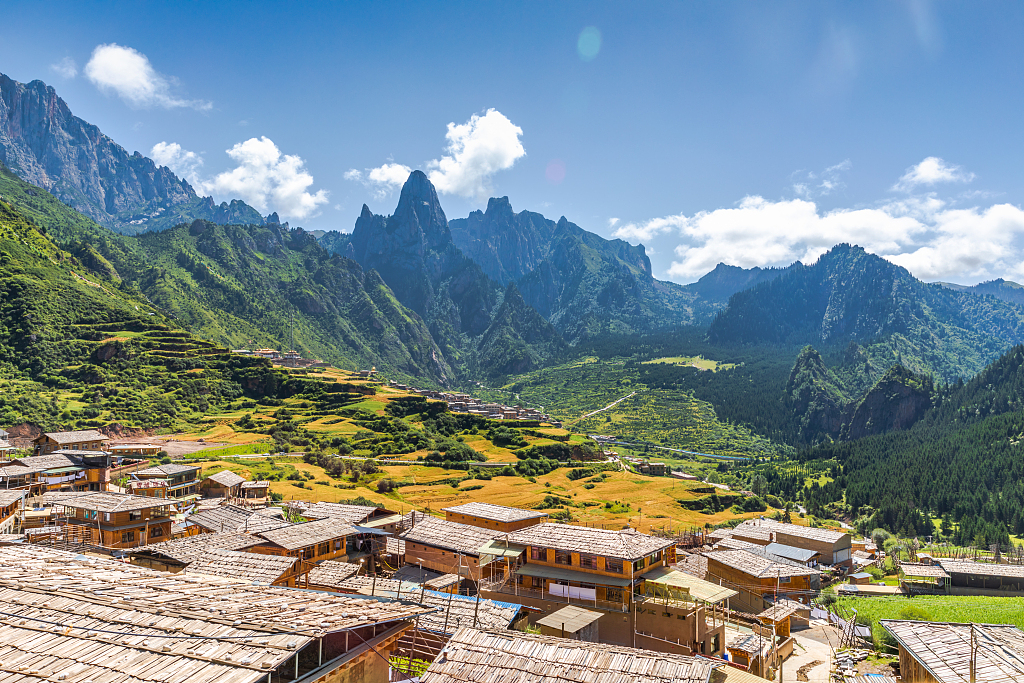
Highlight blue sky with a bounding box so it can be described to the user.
[3,1,1024,284]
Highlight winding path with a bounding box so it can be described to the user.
[579,391,637,420]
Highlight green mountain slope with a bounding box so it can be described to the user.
[0,164,455,383]
[709,244,1024,382]
[474,283,565,377]
[804,344,1024,545]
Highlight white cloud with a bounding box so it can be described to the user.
[427,109,525,199]
[612,214,687,243]
[343,163,413,199]
[893,156,974,192]
[152,137,328,221]
[150,141,204,187]
[49,57,78,79]
[607,217,620,228]
[791,159,851,198]
[84,43,211,111]
[204,137,328,220]
[346,109,525,202]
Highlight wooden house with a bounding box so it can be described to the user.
[705,549,820,614]
[504,522,676,611]
[12,454,89,492]
[399,516,503,580]
[62,492,176,548]
[107,443,162,457]
[33,429,108,454]
[0,463,43,495]
[129,479,168,498]
[241,479,270,501]
[442,501,548,532]
[201,469,246,498]
[185,503,290,535]
[0,439,15,457]
[133,463,201,501]
[731,519,852,567]
[420,628,715,683]
[0,490,25,534]
[537,605,603,641]
[249,517,358,564]
[0,544,433,683]
[849,571,873,585]
[881,619,1024,682]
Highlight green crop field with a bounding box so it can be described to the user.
[839,595,1024,649]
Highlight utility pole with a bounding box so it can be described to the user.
[971,623,977,683]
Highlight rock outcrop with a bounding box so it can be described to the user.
[0,73,263,233]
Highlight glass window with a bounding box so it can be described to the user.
[606,558,623,574]
[555,550,572,565]
[530,547,546,561]
[605,587,623,603]
[632,559,644,573]
[579,553,598,569]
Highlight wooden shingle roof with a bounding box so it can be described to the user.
[0,545,433,683]
[257,517,356,550]
[421,628,715,683]
[38,429,107,444]
[442,502,548,523]
[132,532,265,563]
[293,501,384,523]
[185,548,297,584]
[399,516,502,556]
[734,519,848,544]
[306,559,361,587]
[205,469,246,488]
[135,462,200,476]
[881,620,1024,682]
[706,549,820,579]
[508,523,674,562]
[61,492,174,513]
[938,559,1024,579]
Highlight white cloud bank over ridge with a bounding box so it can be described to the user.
[347,108,525,201]
[151,137,328,221]
[85,44,211,111]
[612,157,1024,285]
[893,156,975,192]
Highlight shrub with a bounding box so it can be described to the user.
[583,483,596,490]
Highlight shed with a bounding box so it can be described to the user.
[536,605,602,641]
[849,572,874,585]
[201,469,246,498]
[756,603,796,638]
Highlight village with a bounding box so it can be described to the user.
[1,423,1020,683]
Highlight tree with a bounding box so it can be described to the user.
[751,474,768,497]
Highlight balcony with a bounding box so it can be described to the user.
[480,580,630,613]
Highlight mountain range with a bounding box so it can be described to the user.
[0,73,266,234]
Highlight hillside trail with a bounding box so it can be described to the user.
[578,391,638,420]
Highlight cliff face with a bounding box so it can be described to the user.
[844,365,935,440]
[0,73,263,233]
[786,345,849,442]
[348,171,499,358]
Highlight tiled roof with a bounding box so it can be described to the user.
[734,519,848,544]
[508,523,674,562]
[293,501,383,523]
[938,559,1024,579]
[0,490,26,507]
[442,502,548,523]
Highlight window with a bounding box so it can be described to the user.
[651,551,662,564]
[606,558,623,574]
[335,539,343,550]
[532,576,544,588]
[579,553,598,569]
[632,559,644,573]
[150,526,164,538]
[780,576,791,584]
[530,546,546,562]
[121,531,135,544]
[129,511,142,521]
[318,542,331,556]
[605,587,623,603]
[555,550,572,565]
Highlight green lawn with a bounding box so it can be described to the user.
[839,595,1024,649]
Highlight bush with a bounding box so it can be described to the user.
[898,605,931,621]
[460,484,484,491]
[865,566,885,581]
